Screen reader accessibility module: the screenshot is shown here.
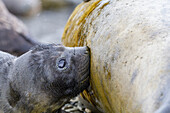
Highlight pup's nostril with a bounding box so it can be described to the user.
[84,50,89,54]
[84,47,90,54]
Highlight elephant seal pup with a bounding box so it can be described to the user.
[0,44,90,113]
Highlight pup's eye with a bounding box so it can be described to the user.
[58,59,66,69]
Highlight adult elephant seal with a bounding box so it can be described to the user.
[0,44,90,113]
[62,0,170,112]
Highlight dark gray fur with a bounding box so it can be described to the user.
[0,44,90,113]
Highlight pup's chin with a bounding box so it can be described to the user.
[74,76,90,97]
[64,77,90,98]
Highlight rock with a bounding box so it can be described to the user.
[2,0,41,16]
[62,0,170,113]
[0,0,39,56]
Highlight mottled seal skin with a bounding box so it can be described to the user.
[0,44,90,113]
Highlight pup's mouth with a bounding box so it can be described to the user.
[77,55,90,82]
[78,74,90,93]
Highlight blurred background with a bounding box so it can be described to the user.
[3,0,82,44]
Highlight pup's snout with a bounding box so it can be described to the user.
[84,47,90,55]
[74,46,90,55]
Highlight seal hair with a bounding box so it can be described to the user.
[0,44,90,113]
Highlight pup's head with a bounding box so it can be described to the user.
[7,44,90,112]
[30,44,90,100]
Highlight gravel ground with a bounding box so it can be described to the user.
[61,97,92,113]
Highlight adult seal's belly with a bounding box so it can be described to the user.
[62,0,170,113]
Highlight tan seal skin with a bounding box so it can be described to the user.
[62,0,170,113]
